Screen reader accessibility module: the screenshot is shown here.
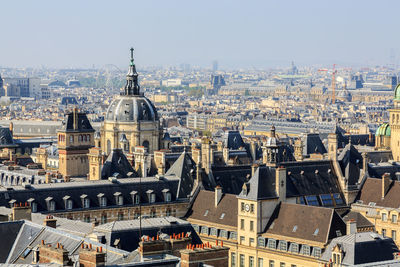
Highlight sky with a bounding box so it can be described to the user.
[1,0,399,69]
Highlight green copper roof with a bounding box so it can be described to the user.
[395,84,400,100]
[376,123,391,136]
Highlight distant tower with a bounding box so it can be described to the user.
[263,126,282,166]
[87,132,104,181]
[212,60,218,73]
[58,108,95,178]
[0,73,3,96]
[390,84,400,161]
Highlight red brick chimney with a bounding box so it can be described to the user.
[180,242,229,267]
[79,244,106,267]
[39,241,70,265]
[44,215,57,228]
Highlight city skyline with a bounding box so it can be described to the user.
[1,0,400,69]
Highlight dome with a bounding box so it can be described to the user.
[105,95,158,122]
[395,84,400,101]
[376,123,391,136]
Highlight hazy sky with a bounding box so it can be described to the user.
[1,0,399,69]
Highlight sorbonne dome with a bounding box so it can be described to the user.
[100,48,162,154]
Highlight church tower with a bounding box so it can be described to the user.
[58,108,95,178]
[390,84,400,161]
[101,48,161,155]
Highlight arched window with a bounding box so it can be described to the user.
[70,135,74,144]
[87,135,90,142]
[143,140,150,150]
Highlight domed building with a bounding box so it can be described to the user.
[100,48,162,155]
[375,123,391,150]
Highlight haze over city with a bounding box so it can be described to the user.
[1,0,400,68]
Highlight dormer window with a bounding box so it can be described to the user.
[45,197,55,211]
[114,192,123,206]
[80,194,90,208]
[63,195,72,210]
[146,190,155,203]
[69,136,74,144]
[130,191,140,204]
[162,189,171,202]
[28,198,37,213]
[97,193,107,207]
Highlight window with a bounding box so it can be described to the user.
[280,263,285,267]
[267,239,276,249]
[66,199,73,210]
[229,231,237,240]
[312,247,322,258]
[250,204,254,213]
[393,230,397,240]
[84,215,90,223]
[278,240,287,251]
[250,220,254,231]
[249,256,254,267]
[320,194,333,206]
[258,258,263,267]
[231,253,236,267]
[257,237,266,247]
[166,192,171,202]
[220,213,226,219]
[135,194,140,204]
[69,135,74,144]
[250,238,255,246]
[204,210,209,216]
[382,213,388,221]
[117,195,123,206]
[100,197,107,207]
[210,228,218,236]
[240,236,245,244]
[393,214,398,223]
[305,195,319,206]
[166,209,171,216]
[193,224,200,232]
[150,210,156,217]
[382,228,387,237]
[118,213,124,221]
[269,260,274,267]
[201,226,209,235]
[220,230,228,238]
[313,228,319,236]
[150,193,156,203]
[240,254,245,267]
[333,193,343,205]
[241,202,245,212]
[83,198,90,208]
[241,219,245,230]
[296,196,305,205]
[301,245,310,256]
[28,201,37,213]
[49,201,55,211]
[289,243,299,253]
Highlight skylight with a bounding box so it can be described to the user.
[204,210,209,216]
[292,225,298,232]
[313,228,319,236]
[220,213,225,219]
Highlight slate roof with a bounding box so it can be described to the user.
[1,220,130,265]
[59,112,94,132]
[0,127,16,148]
[187,190,238,228]
[264,203,346,244]
[320,232,399,265]
[357,178,400,208]
[94,216,192,252]
[342,211,374,229]
[165,151,196,198]
[101,149,138,179]
[0,176,186,213]
[202,165,252,195]
[0,221,24,262]
[300,133,327,155]
[240,161,343,202]
[223,130,245,150]
[338,142,363,187]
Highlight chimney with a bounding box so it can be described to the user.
[79,245,106,267]
[275,166,286,201]
[44,215,57,228]
[328,133,338,160]
[11,202,32,221]
[362,152,368,176]
[346,219,357,235]
[382,173,392,199]
[39,241,70,265]
[215,186,223,207]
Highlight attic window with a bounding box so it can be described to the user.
[320,194,334,206]
[292,225,298,232]
[336,230,342,237]
[220,213,226,219]
[313,228,319,236]
[204,210,209,216]
[305,195,319,206]
[333,194,344,205]
[369,202,376,207]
